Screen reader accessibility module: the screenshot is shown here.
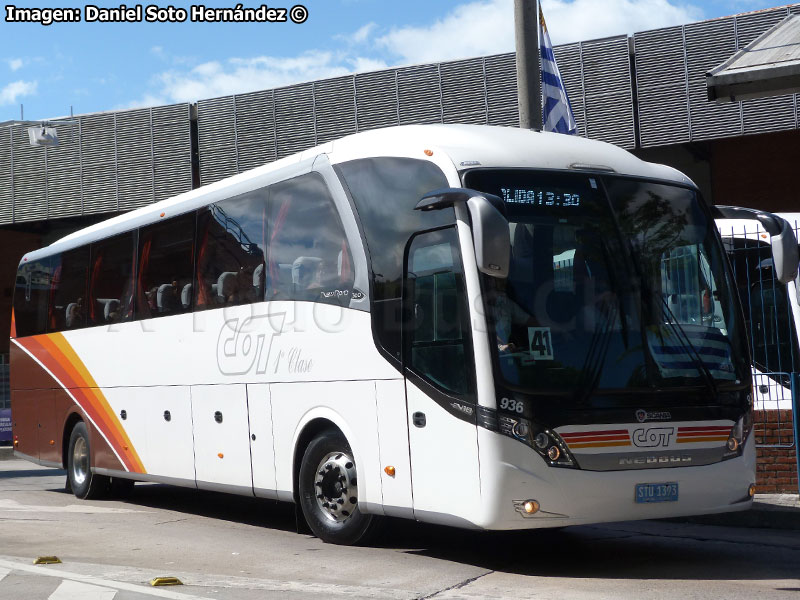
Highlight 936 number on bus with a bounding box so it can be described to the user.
[499,397,524,414]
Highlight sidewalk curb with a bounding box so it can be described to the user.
[665,496,800,531]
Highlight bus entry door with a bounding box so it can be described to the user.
[403,227,481,524]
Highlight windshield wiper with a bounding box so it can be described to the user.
[656,292,718,399]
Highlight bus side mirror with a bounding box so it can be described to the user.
[713,205,799,284]
[415,188,510,278]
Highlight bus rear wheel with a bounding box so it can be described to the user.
[67,422,109,500]
[298,430,380,545]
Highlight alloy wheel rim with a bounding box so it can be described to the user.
[72,436,89,486]
[313,451,358,523]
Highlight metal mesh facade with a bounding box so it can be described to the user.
[0,104,192,224]
[1,5,799,223]
[195,35,637,183]
[635,5,799,148]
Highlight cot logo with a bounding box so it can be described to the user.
[632,427,675,448]
[216,312,285,376]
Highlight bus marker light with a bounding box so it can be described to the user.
[150,577,183,586]
[33,556,61,565]
[748,484,756,497]
[218,453,224,459]
[523,500,540,514]
[384,466,396,477]
[424,149,433,156]
[49,440,55,446]
[160,212,166,218]
[726,438,739,452]
[547,446,560,461]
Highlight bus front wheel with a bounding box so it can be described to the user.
[67,422,109,500]
[298,430,380,545]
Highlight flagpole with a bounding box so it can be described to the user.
[514,0,542,131]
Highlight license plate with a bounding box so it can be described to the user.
[635,482,679,503]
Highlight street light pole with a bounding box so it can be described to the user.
[515,0,542,130]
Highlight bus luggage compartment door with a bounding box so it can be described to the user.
[191,384,254,492]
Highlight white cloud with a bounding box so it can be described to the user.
[138,51,357,105]
[376,0,702,64]
[0,80,38,105]
[542,0,703,44]
[7,58,24,71]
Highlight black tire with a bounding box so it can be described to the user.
[298,430,381,545]
[67,422,109,500]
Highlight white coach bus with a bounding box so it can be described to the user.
[716,213,800,410]
[11,125,796,545]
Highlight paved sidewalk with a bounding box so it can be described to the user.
[673,493,800,530]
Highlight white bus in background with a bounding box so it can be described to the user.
[716,213,800,411]
[12,125,797,545]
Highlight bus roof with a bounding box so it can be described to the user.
[22,124,694,263]
[716,212,800,239]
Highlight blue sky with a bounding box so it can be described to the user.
[0,0,791,121]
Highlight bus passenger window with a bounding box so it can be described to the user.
[136,213,195,319]
[49,247,89,332]
[89,232,136,326]
[195,189,268,310]
[266,173,353,306]
[13,258,52,337]
[406,228,474,397]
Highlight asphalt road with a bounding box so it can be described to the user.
[1,454,799,600]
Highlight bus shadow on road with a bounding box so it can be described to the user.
[380,520,799,581]
[117,482,298,533]
[98,483,799,582]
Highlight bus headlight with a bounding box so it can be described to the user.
[723,411,753,460]
[497,414,578,469]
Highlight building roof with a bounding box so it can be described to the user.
[707,14,800,102]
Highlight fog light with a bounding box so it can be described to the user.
[547,446,560,461]
[727,438,739,452]
[748,484,756,498]
[534,433,549,449]
[523,500,540,514]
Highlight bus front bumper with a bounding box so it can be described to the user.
[474,429,756,530]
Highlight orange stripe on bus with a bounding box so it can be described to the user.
[562,435,630,443]
[560,429,629,438]
[47,334,146,473]
[18,333,145,474]
[568,441,632,449]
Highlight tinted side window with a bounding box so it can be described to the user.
[335,158,452,361]
[137,213,195,319]
[196,189,268,310]
[49,247,89,332]
[14,258,52,337]
[267,173,354,305]
[406,227,474,397]
[89,232,136,326]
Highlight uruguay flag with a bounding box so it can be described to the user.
[539,7,577,135]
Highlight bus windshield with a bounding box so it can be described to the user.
[464,169,751,404]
